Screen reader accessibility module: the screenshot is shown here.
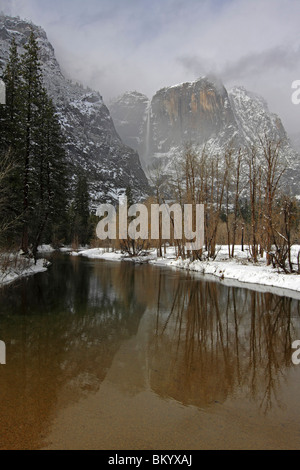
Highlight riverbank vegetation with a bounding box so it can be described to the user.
[98,141,300,275]
[150,141,300,274]
[1,33,299,278]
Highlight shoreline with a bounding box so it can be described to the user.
[71,246,300,299]
[0,257,49,288]
[2,244,299,298]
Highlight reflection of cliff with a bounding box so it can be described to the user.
[148,277,299,412]
[0,255,148,449]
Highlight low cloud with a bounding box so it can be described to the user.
[221,46,300,82]
[0,0,299,134]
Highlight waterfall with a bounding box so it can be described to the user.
[145,103,151,160]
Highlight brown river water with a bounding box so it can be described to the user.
[0,253,300,450]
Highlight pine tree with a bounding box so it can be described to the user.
[19,31,44,253]
[0,39,23,243]
[30,93,68,259]
[0,32,69,254]
[70,172,91,246]
[0,38,22,150]
[42,98,69,248]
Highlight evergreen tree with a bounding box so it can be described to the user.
[0,39,23,243]
[19,31,44,252]
[42,98,69,248]
[70,172,91,246]
[30,93,68,258]
[0,32,69,255]
[0,38,22,151]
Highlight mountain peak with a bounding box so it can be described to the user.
[109,79,300,195]
[0,14,149,204]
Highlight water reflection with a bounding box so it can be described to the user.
[0,255,299,449]
[0,255,148,449]
[150,277,300,413]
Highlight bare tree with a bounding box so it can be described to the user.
[231,149,244,257]
[269,195,299,273]
[205,152,230,259]
[148,159,168,257]
[247,146,263,262]
[260,136,286,265]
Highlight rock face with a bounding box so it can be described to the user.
[149,77,238,156]
[0,15,149,205]
[229,86,288,145]
[109,77,300,195]
[109,91,149,156]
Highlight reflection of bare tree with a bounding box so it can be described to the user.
[150,278,300,414]
[247,293,295,414]
[0,256,299,449]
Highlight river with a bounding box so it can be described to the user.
[0,253,300,450]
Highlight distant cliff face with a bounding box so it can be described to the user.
[109,78,240,169]
[109,91,149,155]
[0,15,149,205]
[149,78,238,156]
[109,77,300,195]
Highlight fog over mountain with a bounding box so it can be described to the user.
[0,14,149,204]
[1,5,300,200]
[1,0,299,136]
[110,77,300,195]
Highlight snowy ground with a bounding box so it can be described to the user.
[0,255,49,288]
[38,244,74,253]
[153,246,300,299]
[0,244,76,288]
[72,245,300,298]
[2,244,299,296]
[38,244,56,253]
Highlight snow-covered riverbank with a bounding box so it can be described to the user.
[0,256,49,288]
[72,245,300,297]
[4,244,298,296]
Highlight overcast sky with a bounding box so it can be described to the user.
[0,0,299,134]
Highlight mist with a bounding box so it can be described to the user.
[1,0,299,134]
